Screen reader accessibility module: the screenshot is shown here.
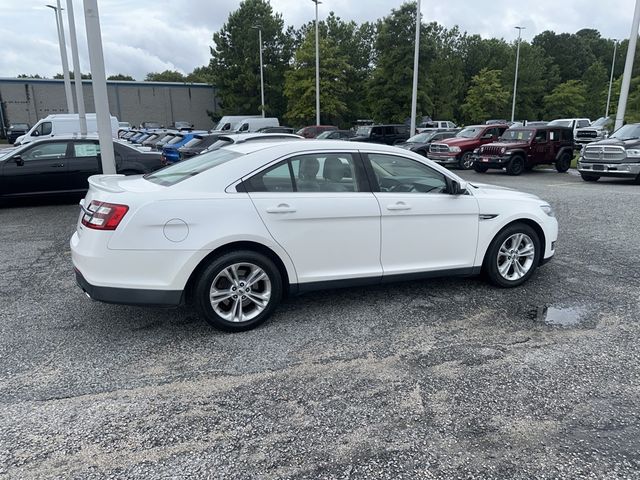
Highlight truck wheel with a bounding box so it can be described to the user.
[458,152,474,170]
[555,152,572,173]
[473,164,489,173]
[580,174,600,182]
[506,155,525,176]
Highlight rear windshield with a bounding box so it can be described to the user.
[144,148,242,186]
[166,135,184,145]
[182,137,203,148]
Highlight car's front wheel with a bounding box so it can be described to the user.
[459,152,474,170]
[484,223,541,287]
[506,155,526,176]
[194,250,283,332]
[555,152,572,173]
[473,163,489,173]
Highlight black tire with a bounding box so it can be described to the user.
[580,173,600,182]
[194,250,283,332]
[555,152,572,173]
[484,222,542,288]
[473,163,489,173]
[506,155,525,176]
[458,151,474,170]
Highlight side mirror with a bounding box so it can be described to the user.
[481,133,493,140]
[13,154,24,166]
[448,178,467,195]
[33,130,40,137]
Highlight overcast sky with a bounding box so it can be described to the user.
[0,0,635,80]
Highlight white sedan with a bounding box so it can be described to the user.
[71,140,558,331]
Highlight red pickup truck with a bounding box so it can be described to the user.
[427,124,509,169]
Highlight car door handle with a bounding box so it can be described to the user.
[50,163,65,168]
[266,204,296,214]
[386,202,411,211]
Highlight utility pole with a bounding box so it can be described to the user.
[409,0,421,137]
[311,0,321,125]
[83,0,116,174]
[511,26,525,123]
[252,26,265,117]
[46,3,75,113]
[605,41,617,119]
[615,0,640,131]
[66,0,87,134]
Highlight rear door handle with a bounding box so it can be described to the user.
[266,203,296,214]
[386,201,411,211]
[51,163,65,168]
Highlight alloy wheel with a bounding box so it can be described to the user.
[496,233,536,281]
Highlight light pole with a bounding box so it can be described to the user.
[66,0,87,134]
[409,0,421,136]
[311,0,321,125]
[615,0,640,131]
[605,41,618,119]
[46,3,75,113]
[510,26,525,123]
[252,26,265,118]
[83,0,116,174]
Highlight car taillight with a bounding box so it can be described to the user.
[81,201,129,230]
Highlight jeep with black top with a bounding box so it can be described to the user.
[577,123,640,182]
[473,126,574,176]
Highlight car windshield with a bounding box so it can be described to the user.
[144,122,161,129]
[356,126,372,136]
[456,127,482,138]
[590,117,610,127]
[500,129,535,142]
[610,124,640,140]
[406,133,433,143]
[182,137,203,148]
[316,131,333,139]
[145,148,243,186]
[548,120,572,128]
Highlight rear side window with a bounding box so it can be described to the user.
[73,142,100,157]
[561,129,573,141]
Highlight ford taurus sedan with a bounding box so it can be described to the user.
[71,140,558,331]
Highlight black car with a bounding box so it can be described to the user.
[0,137,162,199]
[7,123,30,144]
[178,134,223,160]
[316,129,355,140]
[350,124,410,145]
[395,131,459,156]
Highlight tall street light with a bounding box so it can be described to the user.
[311,0,321,125]
[46,2,75,113]
[66,0,87,134]
[252,26,265,118]
[615,0,640,131]
[605,41,618,119]
[510,26,525,123]
[409,0,421,136]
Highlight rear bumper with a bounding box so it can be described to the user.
[75,269,183,306]
[578,161,640,177]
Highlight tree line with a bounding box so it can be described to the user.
[17,0,640,127]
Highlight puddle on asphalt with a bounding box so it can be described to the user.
[527,305,588,327]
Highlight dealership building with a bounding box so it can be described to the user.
[0,77,219,132]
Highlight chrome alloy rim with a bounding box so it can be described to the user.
[496,233,535,281]
[209,263,271,323]
[462,154,474,169]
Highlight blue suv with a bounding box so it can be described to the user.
[161,131,207,165]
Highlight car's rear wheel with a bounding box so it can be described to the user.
[506,155,525,176]
[459,152,474,170]
[484,223,541,288]
[580,173,600,182]
[194,250,283,332]
[473,163,489,173]
[555,152,572,173]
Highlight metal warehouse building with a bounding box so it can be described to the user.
[0,78,219,132]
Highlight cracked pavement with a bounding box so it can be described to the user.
[1,169,639,479]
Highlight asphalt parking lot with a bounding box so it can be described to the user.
[1,168,639,479]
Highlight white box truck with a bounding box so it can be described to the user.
[14,114,119,146]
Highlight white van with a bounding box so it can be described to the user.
[15,114,119,145]
[212,115,261,132]
[234,117,280,133]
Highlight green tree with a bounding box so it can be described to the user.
[284,32,352,126]
[461,68,509,123]
[209,0,294,118]
[185,66,213,83]
[582,61,608,119]
[54,72,91,79]
[145,70,185,82]
[368,2,432,123]
[543,80,587,118]
[17,74,43,79]
[107,74,135,81]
